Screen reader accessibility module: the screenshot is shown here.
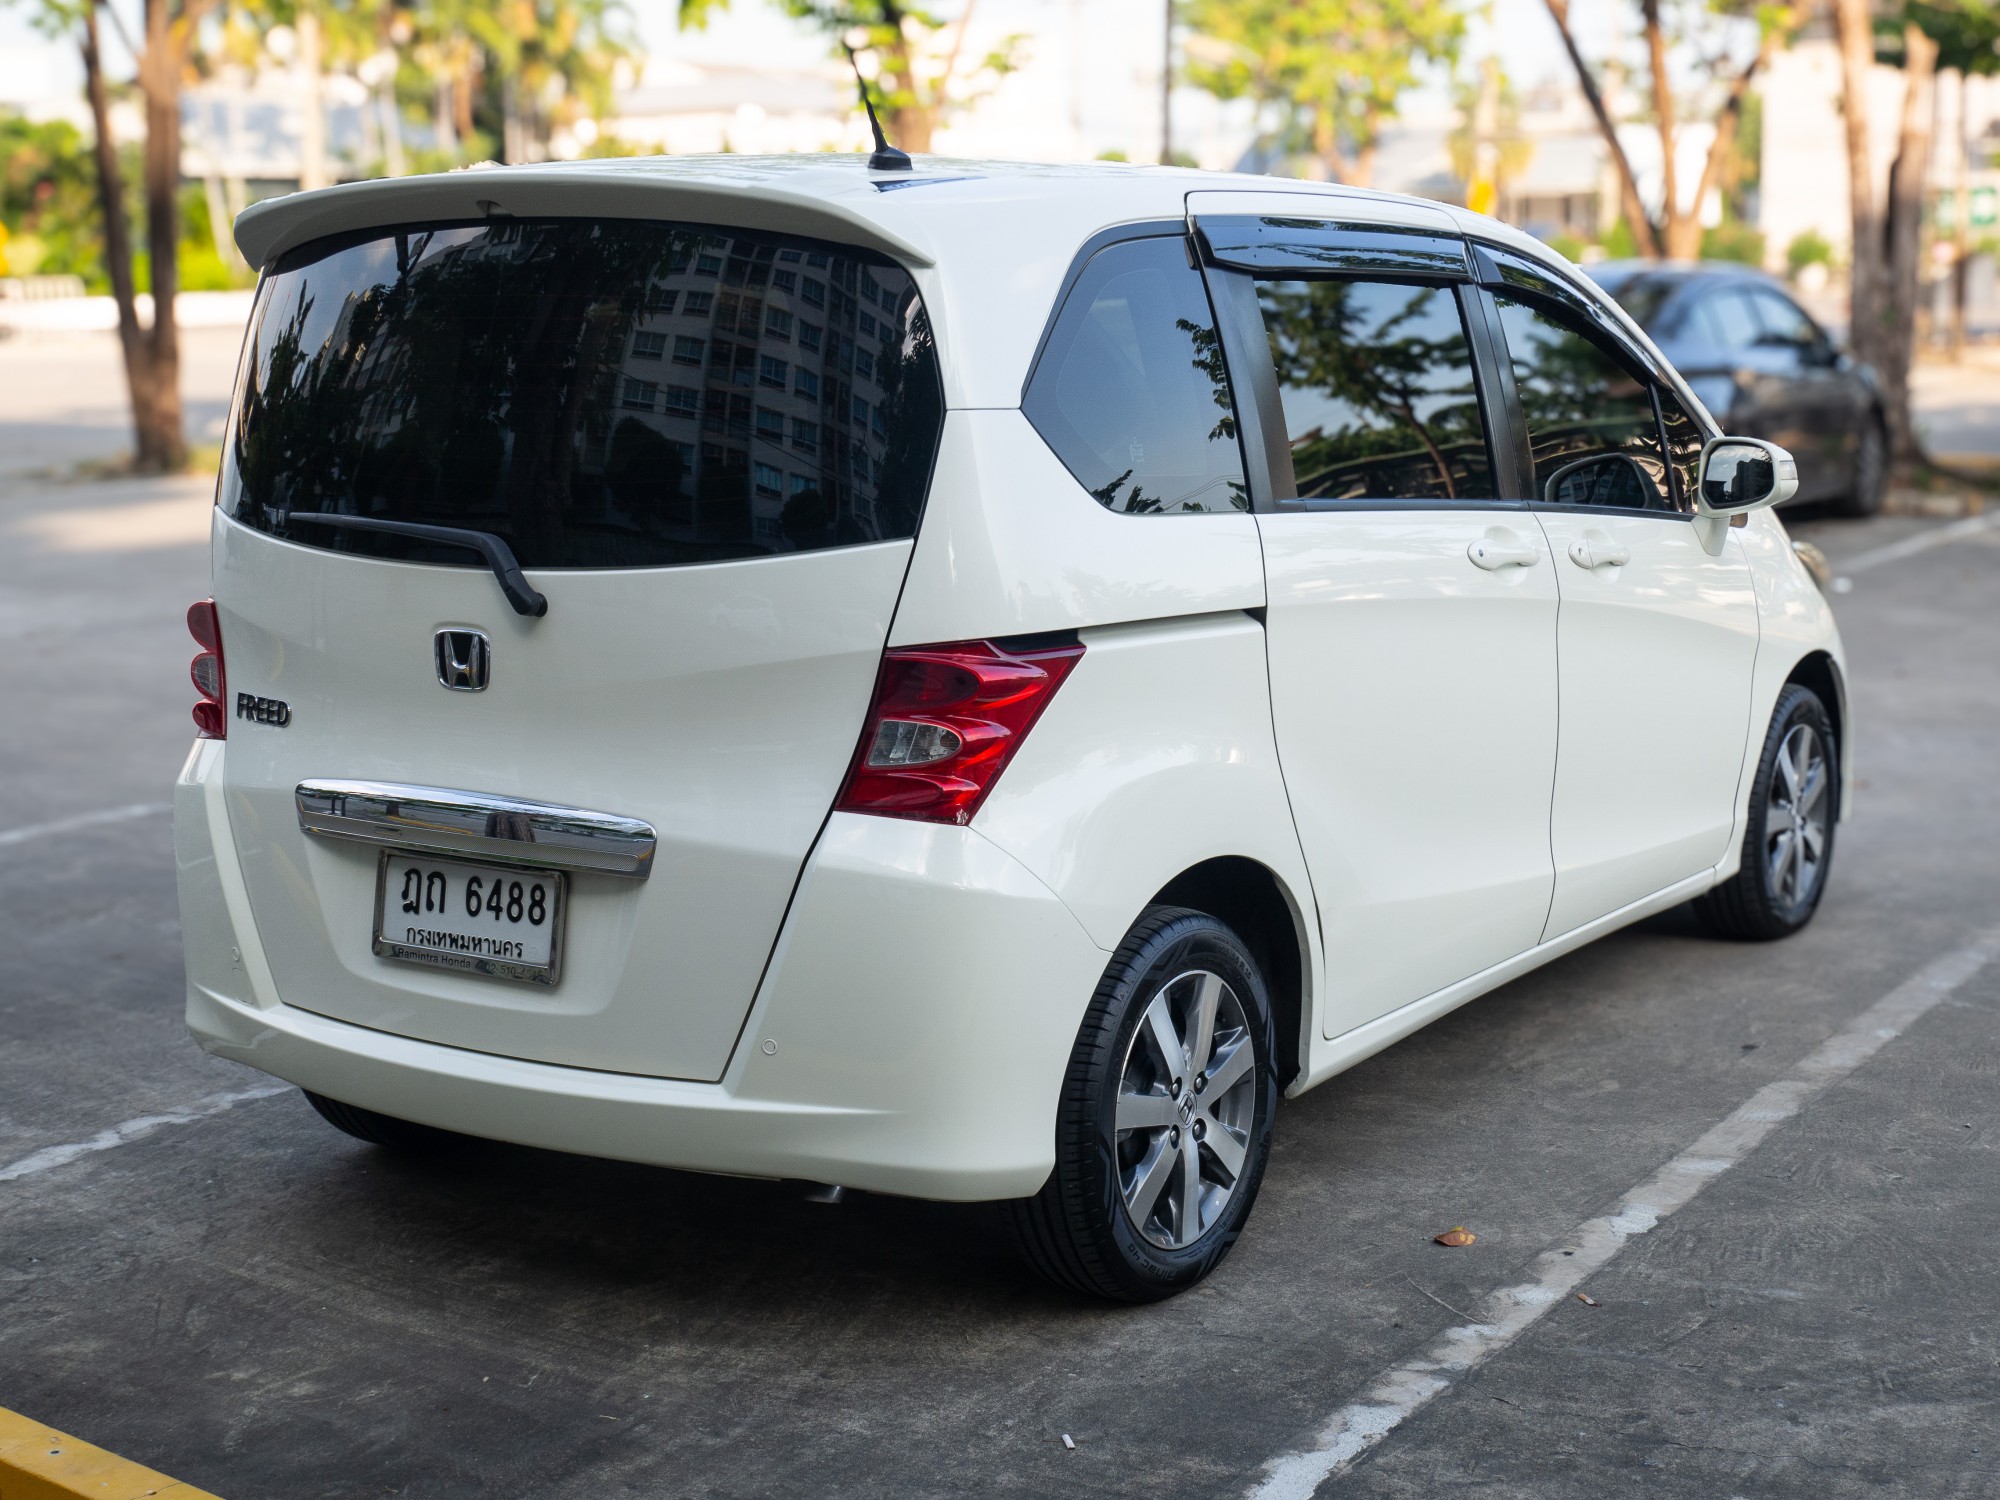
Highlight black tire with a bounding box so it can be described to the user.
[1003,905,1278,1302]
[1694,683,1838,940]
[1829,413,1887,518]
[303,1090,457,1151]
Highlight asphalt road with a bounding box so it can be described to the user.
[2,330,1997,1499]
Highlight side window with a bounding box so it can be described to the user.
[1747,288,1826,357]
[1256,279,1495,501]
[1494,295,1671,511]
[1024,237,1248,515]
[1656,387,1705,512]
[1691,290,1762,353]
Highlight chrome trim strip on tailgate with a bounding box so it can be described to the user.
[297,780,656,879]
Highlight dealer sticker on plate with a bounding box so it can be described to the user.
[373,852,567,985]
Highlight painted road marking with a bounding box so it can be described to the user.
[0,1084,287,1186]
[1246,927,2000,1499]
[0,1403,223,1498]
[0,801,169,850]
[1834,509,2000,579]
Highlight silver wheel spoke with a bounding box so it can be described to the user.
[1800,819,1825,859]
[1125,1136,1175,1226]
[1769,830,1796,898]
[1203,1120,1247,1180]
[1799,761,1828,818]
[1117,1090,1179,1132]
[1188,972,1223,1074]
[1766,802,1796,836]
[1141,995,1184,1077]
[1173,1134,1202,1244]
[1204,1038,1254,1099]
[1775,740,1802,804]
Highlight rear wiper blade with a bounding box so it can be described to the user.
[280,512,548,618]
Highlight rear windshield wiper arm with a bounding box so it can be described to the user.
[280,512,548,618]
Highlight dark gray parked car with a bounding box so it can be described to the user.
[1587,261,1886,516]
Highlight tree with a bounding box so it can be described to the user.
[1905,0,2000,356]
[1181,0,1465,186]
[680,0,1021,155]
[19,0,219,471]
[1540,0,1802,260]
[1834,1,2000,458]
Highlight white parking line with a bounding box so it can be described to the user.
[0,1083,288,1186]
[1834,510,2000,578]
[0,801,170,849]
[1247,927,2000,1499]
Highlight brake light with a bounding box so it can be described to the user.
[835,637,1085,825]
[188,598,226,739]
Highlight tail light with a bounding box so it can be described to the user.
[188,598,226,739]
[835,637,1084,825]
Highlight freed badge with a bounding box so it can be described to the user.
[236,691,291,727]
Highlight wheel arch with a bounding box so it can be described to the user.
[1148,856,1311,1090]
[1785,649,1846,818]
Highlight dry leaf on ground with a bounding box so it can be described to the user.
[1433,1227,1477,1247]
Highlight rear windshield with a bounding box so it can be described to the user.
[219,218,944,569]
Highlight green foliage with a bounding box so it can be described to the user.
[1786,228,1836,274]
[1602,219,1641,260]
[1181,0,1466,180]
[0,112,104,282]
[1701,219,1766,265]
[1894,0,2000,75]
[1544,231,1588,265]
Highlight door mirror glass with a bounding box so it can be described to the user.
[1698,439,1796,512]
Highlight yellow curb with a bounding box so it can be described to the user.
[0,1407,222,1500]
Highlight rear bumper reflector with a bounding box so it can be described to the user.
[296,780,657,878]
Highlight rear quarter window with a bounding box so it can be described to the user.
[219,218,944,569]
[1024,236,1248,515]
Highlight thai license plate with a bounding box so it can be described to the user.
[373,852,567,985]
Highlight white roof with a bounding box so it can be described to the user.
[232,154,1583,408]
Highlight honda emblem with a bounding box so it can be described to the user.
[434,629,491,692]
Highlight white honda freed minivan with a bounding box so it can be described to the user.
[176,156,1847,1301]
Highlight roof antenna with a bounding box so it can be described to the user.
[842,42,912,171]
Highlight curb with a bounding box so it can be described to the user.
[0,1407,221,1499]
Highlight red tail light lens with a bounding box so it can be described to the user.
[835,637,1085,825]
[188,598,226,739]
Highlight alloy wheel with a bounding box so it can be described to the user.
[1766,722,1830,912]
[1113,968,1258,1250]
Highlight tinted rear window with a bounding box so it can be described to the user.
[1024,236,1248,515]
[219,218,943,568]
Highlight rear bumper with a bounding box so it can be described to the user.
[177,743,1110,1201]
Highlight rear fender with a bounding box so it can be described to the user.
[971,610,1323,1077]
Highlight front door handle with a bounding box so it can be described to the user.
[1467,529,1541,571]
[1566,531,1632,570]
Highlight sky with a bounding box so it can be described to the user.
[0,0,1624,121]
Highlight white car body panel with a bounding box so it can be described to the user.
[210,510,910,1083]
[888,408,1265,644]
[1256,510,1561,1036]
[973,611,1319,1020]
[174,157,1852,1205]
[1532,512,1761,938]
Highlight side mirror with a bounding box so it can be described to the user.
[1694,436,1797,554]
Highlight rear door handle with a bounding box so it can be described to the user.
[1566,532,1631,570]
[1467,529,1540,571]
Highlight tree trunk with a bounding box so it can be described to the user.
[82,0,185,471]
[1832,0,1887,382]
[297,4,329,191]
[135,0,186,471]
[1952,68,1971,359]
[1881,23,1939,462]
[1640,0,1685,255]
[1540,0,1661,256]
[1309,102,1348,183]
